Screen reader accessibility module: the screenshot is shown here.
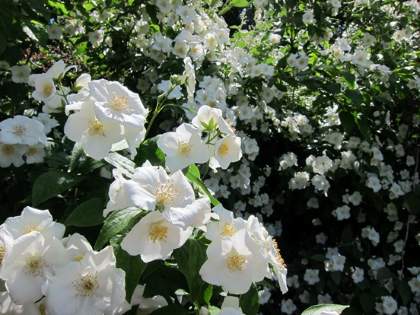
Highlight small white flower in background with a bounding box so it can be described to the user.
[46,246,128,315]
[88,29,105,48]
[0,232,68,304]
[302,9,315,25]
[24,144,46,164]
[287,52,309,70]
[3,206,65,240]
[289,171,310,190]
[0,115,47,146]
[211,135,242,170]
[34,113,58,134]
[64,101,123,160]
[47,24,63,40]
[121,211,192,263]
[281,299,297,314]
[362,226,380,246]
[32,74,57,102]
[10,65,31,83]
[381,296,398,314]
[157,123,210,171]
[304,269,320,285]
[351,267,365,283]
[332,205,351,221]
[199,229,269,294]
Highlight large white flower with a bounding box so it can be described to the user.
[157,123,210,171]
[3,207,65,240]
[246,215,288,294]
[199,229,270,294]
[0,116,47,146]
[46,246,128,315]
[89,79,148,127]
[31,74,56,102]
[64,101,123,160]
[211,135,242,169]
[121,211,192,263]
[0,232,67,304]
[63,233,95,262]
[123,163,195,212]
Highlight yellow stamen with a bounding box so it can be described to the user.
[74,273,99,296]
[110,95,129,111]
[272,239,286,267]
[42,83,54,97]
[0,245,6,265]
[12,125,26,136]
[221,223,236,237]
[226,253,247,271]
[218,142,229,156]
[25,255,44,276]
[1,144,15,156]
[88,119,105,136]
[155,182,176,210]
[26,147,39,156]
[178,142,191,156]
[149,221,168,242]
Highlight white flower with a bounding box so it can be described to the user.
[220,296,244,315]
[34,113,58,134]
[381,296,398,314]
[192,105,233,135]
[121,211,192,263]
[281,299,297,314]
[88,29,104,47]
[200,229,269,294]
[351,267,365,283]
[63,233,94,262]
[302,9,315,24]
[24,145,45,164]
[10,65,31,83]
[0,116,47,146]
[0,143,25,168]
[332,205,351,221]
[46,246,128,315]
[131,285,167,314]
[47,24,62,40]
[362,226,380,246]
[123,163,195,213]
[211,135,242,170]
[206,205,245,241]
[304,269,320,285]
[64,101,123,160]
[0,232,67,304]
[289,172,310,190]
[3,206,65,240]
[163,197,212,229]
[157,123,210,171]
[31,74,56,102]
[89,79,148,127]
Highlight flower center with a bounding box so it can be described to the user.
[13,125,26,136]
[178,142,191,156]
[226,253,247,272]
[88,119,105,136]
[221,223,236,237]
[74,273,99,296]
[25,255,44,276]
[26,146,39,156]
[1,144,15,156]
[0,245,6,265]
[149,221,168,242]
[42,82,54,97]
[155,182,176,210]
[218,142,229,156]
[73,254,84,262]
[23,224,41,234]
[110,95,129,111]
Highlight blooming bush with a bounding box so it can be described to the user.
[0,0,419,314]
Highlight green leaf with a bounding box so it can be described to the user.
[240,285,259,315]
[150,304,189,315]
[230,0,249,7]
[173,239,209,304]
[32,171,82,206]
[65,197,105,227]
[111,237,146,301]
[48,0,68,14]
[302,304,350,315]
[339,111,357,134]
[135,139,165,166]
[185,168,219,206]
[94,208,143,250]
